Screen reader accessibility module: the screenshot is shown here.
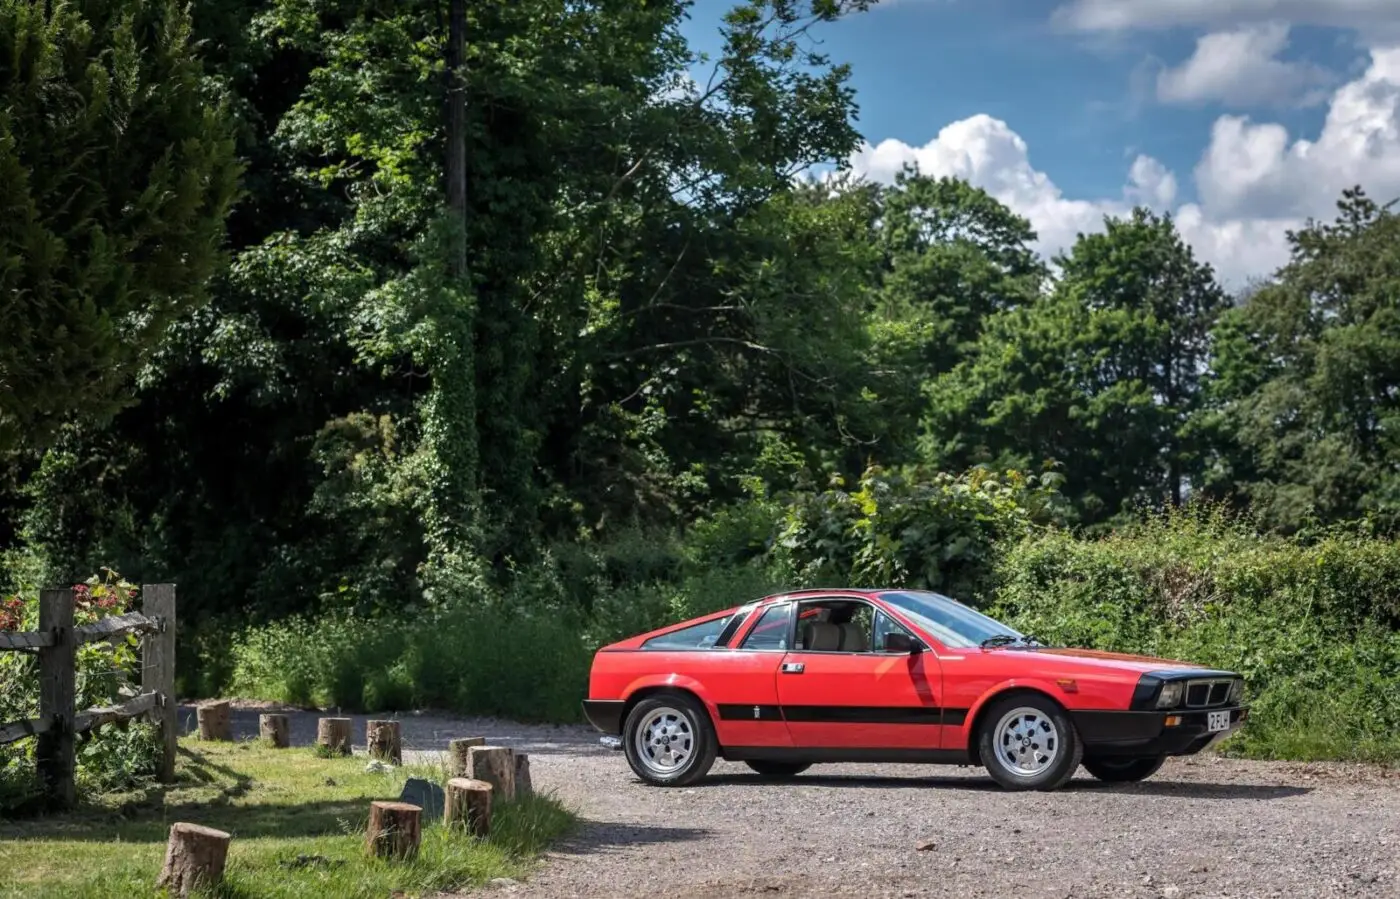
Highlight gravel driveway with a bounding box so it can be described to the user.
[196,703,1400,898]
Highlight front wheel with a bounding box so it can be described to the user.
[745,760,811,779]
[622,694,718,787]
[976,693,1083,791]
[1083,755,1166,783]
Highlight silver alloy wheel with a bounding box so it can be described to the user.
[991,706,1060,777]
[633,706,694,775]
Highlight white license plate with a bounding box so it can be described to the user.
[1207,710,1231,732]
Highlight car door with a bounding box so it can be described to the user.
[775,597,944,750]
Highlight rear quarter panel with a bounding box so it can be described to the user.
[590,648,791,747]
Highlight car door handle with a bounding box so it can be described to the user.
[781,662,804,674]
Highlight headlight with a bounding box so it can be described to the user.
[1228,679,1244,703]
[1156,682,1184,708]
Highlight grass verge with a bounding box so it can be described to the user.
[0,737,576,898]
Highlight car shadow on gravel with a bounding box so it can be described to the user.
[549,820,714,856]
[690,773,1313,800]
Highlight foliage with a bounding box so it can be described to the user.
[991,508,1400,762]
[775,465,1066,601]
[0,0,240,450]
[1200,188,1400,534]
[0,569,161,812]
[0,738,576,898]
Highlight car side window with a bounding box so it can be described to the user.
[873,610,918,652]
[641,615,731,650]
[739,603,791,651]
[795,599,875,652]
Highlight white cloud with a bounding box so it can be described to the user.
[846,46,1400,286]
[1054,0,1400,33]
[1157,22,1335,107]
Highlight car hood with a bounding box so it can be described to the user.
[1014,646,1205,674]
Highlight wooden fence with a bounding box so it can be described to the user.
[0,584,176,807]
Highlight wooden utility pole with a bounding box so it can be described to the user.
[447,0,467,279]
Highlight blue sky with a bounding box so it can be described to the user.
[678,1,1400,286]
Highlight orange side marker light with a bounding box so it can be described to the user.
[1055,679,1078,693]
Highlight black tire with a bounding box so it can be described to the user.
[1082,755,1166,783]
[976,692,1083,792]
[622,693,718,787]
[744,760,812,778]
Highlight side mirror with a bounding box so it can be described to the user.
[883,632,920,654]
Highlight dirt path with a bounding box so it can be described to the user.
[197,703,1400,898]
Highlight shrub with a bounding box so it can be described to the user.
[774,464,1066,600]
[990,509,1400,762]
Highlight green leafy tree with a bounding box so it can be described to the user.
[922,208,1228,527]
[0,0,240,450]
[1200,188,1400,532]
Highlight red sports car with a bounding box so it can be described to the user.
[582,588,1248,791]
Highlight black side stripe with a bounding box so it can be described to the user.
[716,704,970,726]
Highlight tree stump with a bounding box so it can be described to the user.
[259,713,290,748]
[444,777,492,837]
[449,736,486,776]
[157,822,230,897]
[468,746,515,802]
[366,719,402,765]
[196,701,231,741]
[316,716,352,755]
[514,753,533,798]
[366,800,421,860]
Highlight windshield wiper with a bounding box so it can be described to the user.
[1018,634,1044,647]
[980,634,1019,648]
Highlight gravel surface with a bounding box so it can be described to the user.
[197,702,1400,898]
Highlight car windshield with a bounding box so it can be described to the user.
[877,590,1024,649]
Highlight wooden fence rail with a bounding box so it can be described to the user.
[0,584,176,807]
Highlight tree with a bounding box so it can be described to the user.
[0,0,240,450]
[1200,188,1400,533]
[921,208,1228,527]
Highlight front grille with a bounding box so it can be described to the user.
[1185,678,1236,708]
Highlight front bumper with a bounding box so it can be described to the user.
[1072,706,1249,757]
[582,699,625,735]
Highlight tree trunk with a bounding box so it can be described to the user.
[259,713,289,748]
[468,746,515,802]
[196,701,230,741]
[157,822,230,897]
[366,719,402,765]
[444,777,492,837]
[514,753,532,798]
[449,736,485,776]
[316,716,351,755]
[366,801,422,860]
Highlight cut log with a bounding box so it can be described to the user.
[196,701,231,741]
[444,777,492,837]
[468,746,515,802]
[366,800,421,860]
[259,713,290,748]
[514,753,533,798]
[316,716,351,755]
[157,822,230,897]
[366,719,402,765]
[448,736,485,776]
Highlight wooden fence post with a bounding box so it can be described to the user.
[141,584,178,782]
[37,588,75,808]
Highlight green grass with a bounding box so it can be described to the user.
[0,737,576,898]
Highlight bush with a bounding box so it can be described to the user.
[990,508,1400,762]
[774,464,1066,601]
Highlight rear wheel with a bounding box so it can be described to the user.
[744,760,811,779]
[1083,755,1166,783]
[976,693,1083,791]
[622,694,718,787]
